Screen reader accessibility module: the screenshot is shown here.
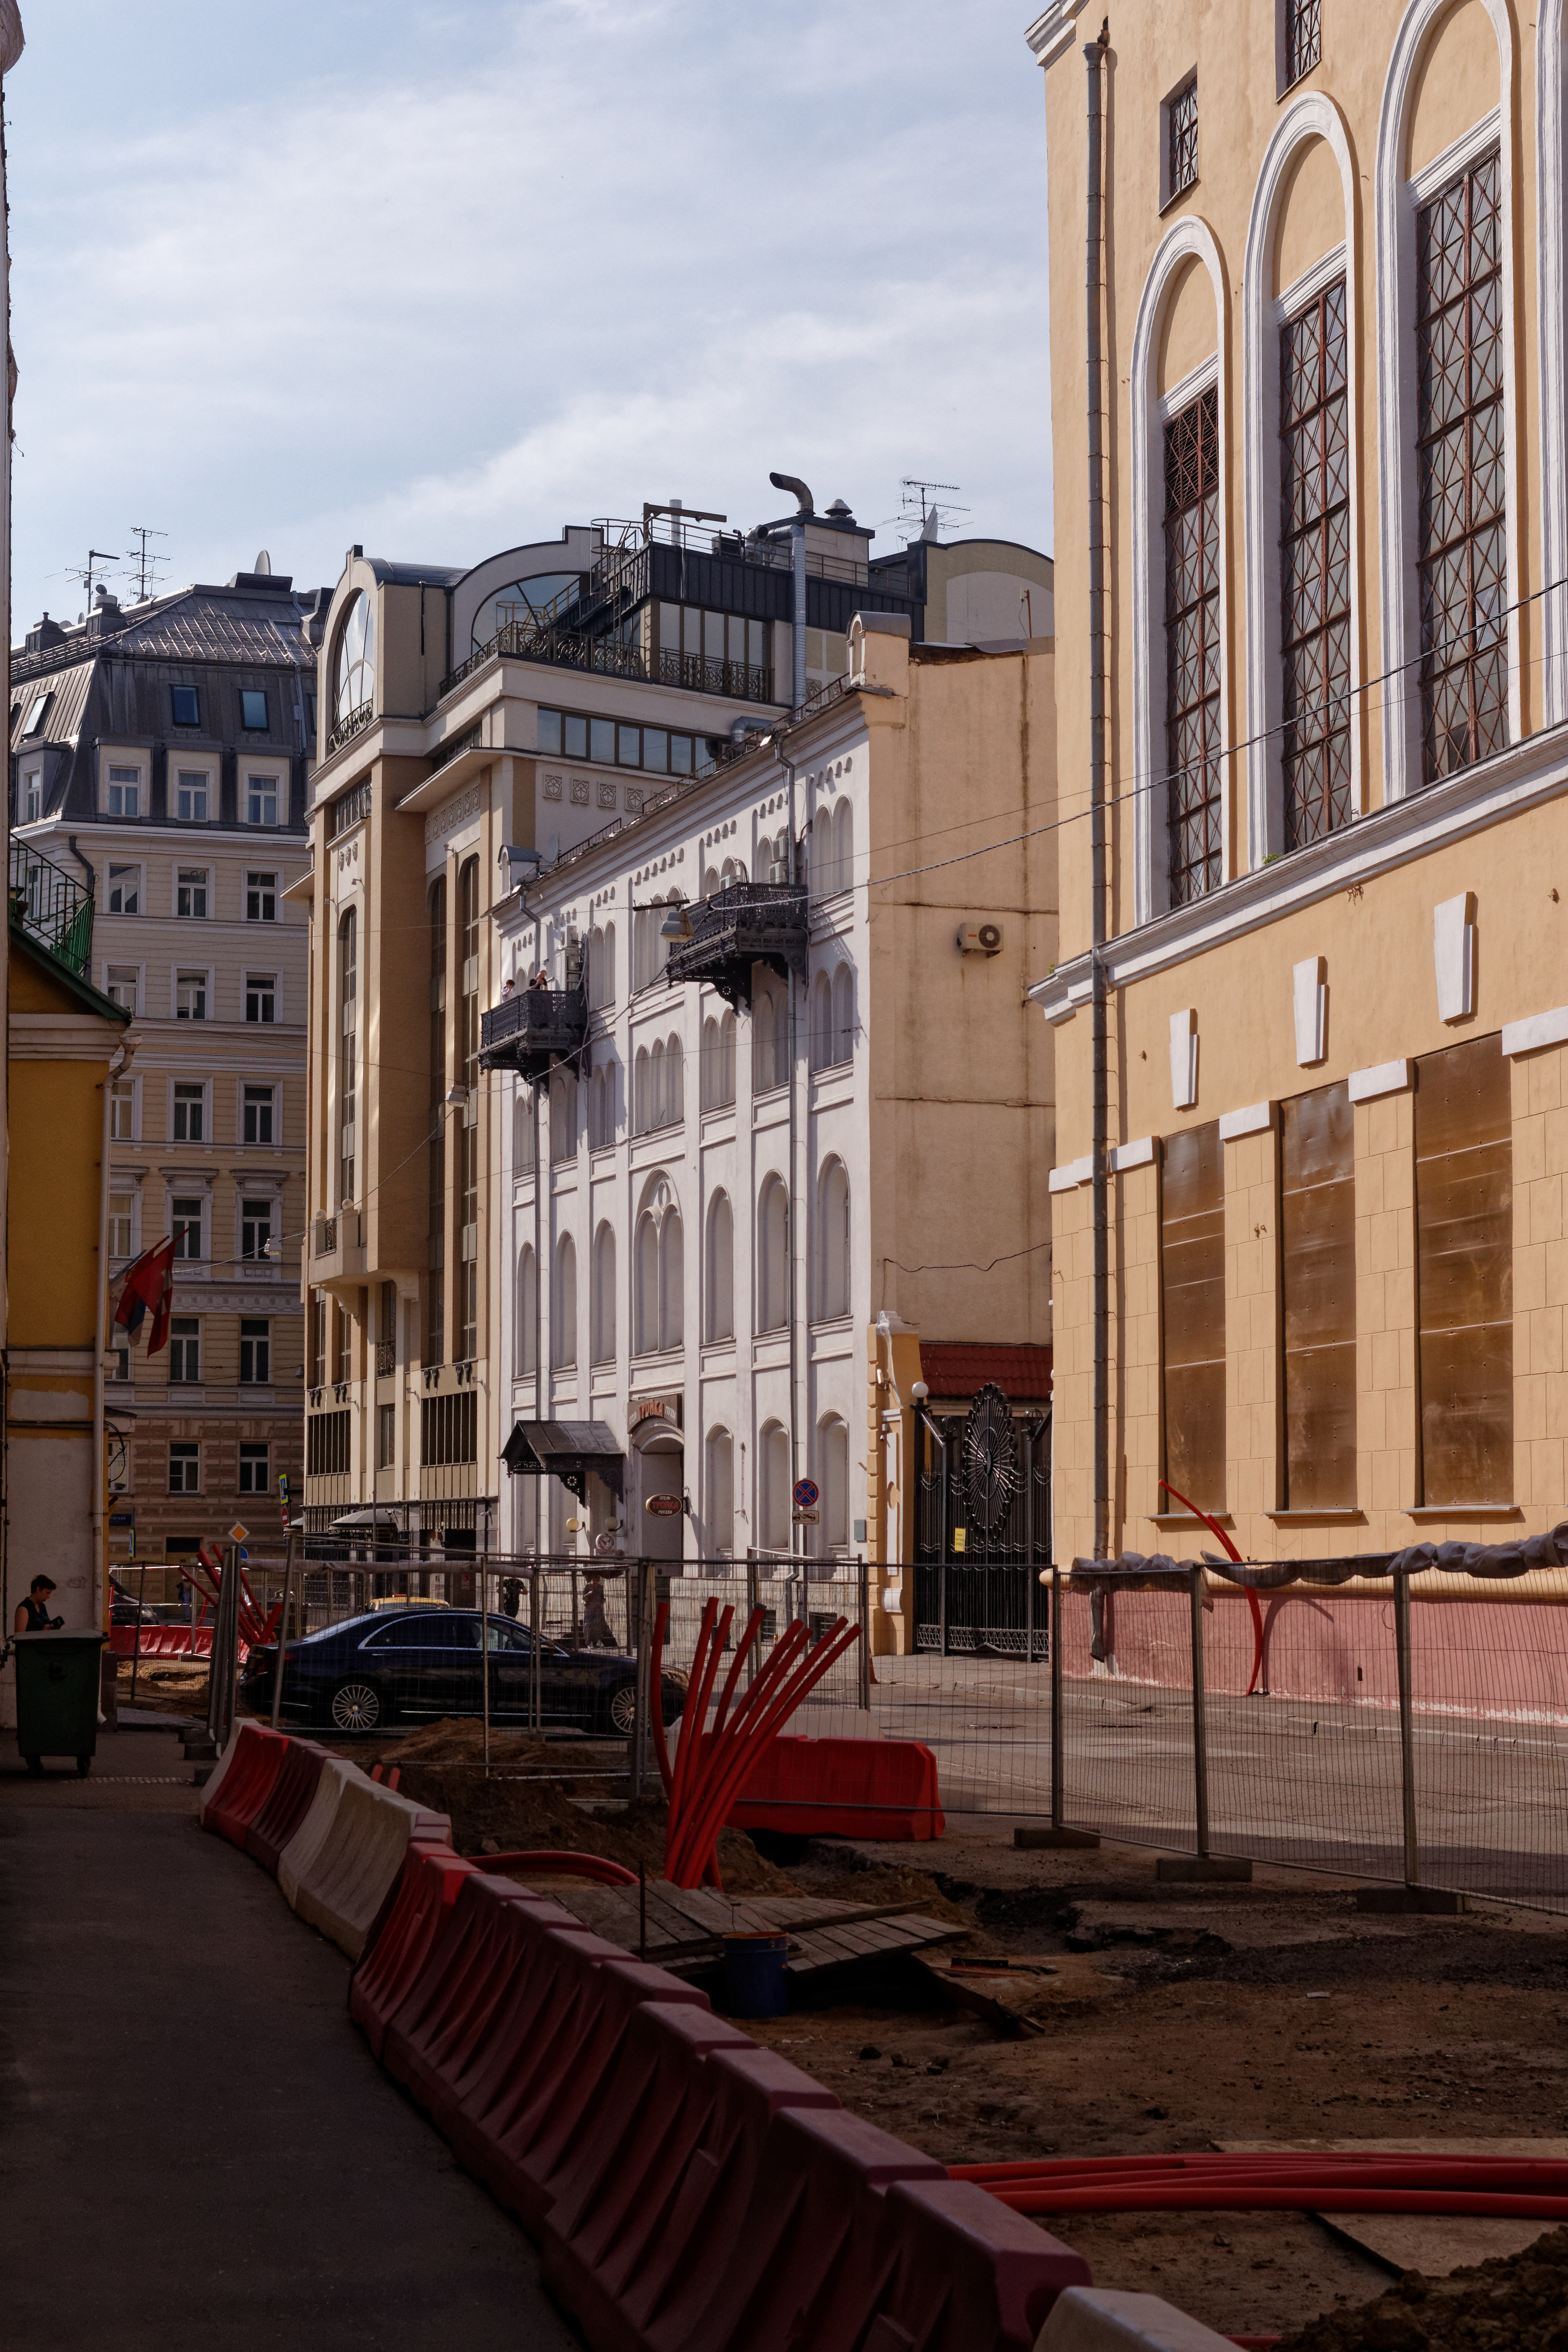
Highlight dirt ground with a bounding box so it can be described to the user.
[135,1701,1568,2342]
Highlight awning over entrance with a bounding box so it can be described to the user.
[332,1507,403,1529]
[501,1420,625,1500]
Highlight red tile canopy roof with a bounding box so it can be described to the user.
[916,1343,1053,1404]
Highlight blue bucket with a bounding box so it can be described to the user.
[723,1931,790,2018]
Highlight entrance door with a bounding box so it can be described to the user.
[912,1387,1050,1658]
[638,1439,686,1568]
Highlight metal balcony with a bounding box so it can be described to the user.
[663,882,808,1011]
[10,838,93,977]
[479,983,589,1083]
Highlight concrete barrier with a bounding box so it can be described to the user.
[287,1774,451,1961]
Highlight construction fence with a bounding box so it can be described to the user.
[173,1540,1568,1915]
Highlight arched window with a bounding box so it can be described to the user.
[832,963,855,1064]
[633,1178,683,1355]
[587,926,605,1008]
[760,1420,791,1552]
[833,799,854,896]
[589,1058,615,1152]
[591,1223,616,1364]
[818,1415,849,1554]
[754,986,788,1093]
[600,921,616,1004]
[552,1235,577,1369]
[516,1245,537,1374]
[333,590,374,729]
[338,907,357,1204]
[705,1426,735,1558]
[706,1191,734,1342]
[703,864,720,898]
[633,1044,650,1136]
[665,1033,683,1127]
[513,1089,536,1174]
[719,1010,736,1105]
[649,1038,666,1130]
[816,1157,850,1320]
[701,1015,721,1110]
[810,971,833,1072]
[758,1174,789,1332]
[549,1066,578,1163]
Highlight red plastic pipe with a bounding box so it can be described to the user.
[477,1849,638,1888]
[1159,1478,1265,1696]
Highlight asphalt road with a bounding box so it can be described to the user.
[0,1749,580,2352]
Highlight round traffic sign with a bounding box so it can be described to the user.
[595,1531,619,1556]
[793,1478,819,1509]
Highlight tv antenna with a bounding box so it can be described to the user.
[62,549,121,618]
[896,478,969,544]
[125,524,169,602]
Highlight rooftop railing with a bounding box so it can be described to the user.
[10,837,93,976]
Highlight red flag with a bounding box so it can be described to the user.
[113,1235,176,1355]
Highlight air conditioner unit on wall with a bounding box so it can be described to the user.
[956,921,1003,956]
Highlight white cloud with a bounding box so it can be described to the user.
[7,0,1052,620]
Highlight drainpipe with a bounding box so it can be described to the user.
[769,472,813,710]
[533,900,544,1563]
[95,1033,136,1631]
[1086,25,1111,1564]
[784,745,803,1568]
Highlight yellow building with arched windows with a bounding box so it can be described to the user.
[1029,0,1568,1570]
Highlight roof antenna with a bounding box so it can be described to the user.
[125,525,168,602]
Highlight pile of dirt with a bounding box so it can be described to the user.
[1278,2229,1568,2351]
[387,1761,799,1897]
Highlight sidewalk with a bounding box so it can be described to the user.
[0,1727,580,2351]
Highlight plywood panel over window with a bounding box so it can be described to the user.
[1415,1034,1512,1506]
[1161,1120,1225,1509]
[1280,1080,1356,1508]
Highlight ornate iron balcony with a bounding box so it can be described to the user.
[663,882,808,1011]
[10,838,93,977]
[326,701,374,757]
[479,982,589,1082]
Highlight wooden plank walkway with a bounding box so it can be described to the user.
[531,1877,963,1980]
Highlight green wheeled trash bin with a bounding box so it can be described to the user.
[15,1630,107,1779]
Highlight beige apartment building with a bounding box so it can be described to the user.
[297,495,1055,1600]
[1029,0,1568,1570]
[9,568,315,1572]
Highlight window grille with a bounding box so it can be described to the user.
[1167,77,1198,199]
[421,1389,477,1466]
[1280,278,1352,847]
[1164,386,1223,904]
[1284,0,1320,85]
[306,1411,350,1477]
[1417,148,1507,784]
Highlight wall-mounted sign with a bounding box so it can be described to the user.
[595,1532,620,1556]
[645,1493,683,1517]
[793,1507,820,1526]
[631,1394,682,1431]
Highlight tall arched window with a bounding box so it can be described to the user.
[818,1414,849,1554]
[338,906,357,1204]
[758,1174,789,1332]
[760,1420,790,1551]
[701,1015,721,1110]
[633,1179,683,1355]
[832,963,855,1064]
[665,1032,683,1127]
[589,1058,615,1152]
[333,590,374,730]
[513,1089,536,1174]
[591,1223,616,1364]
[705,1191,734,1341]
[705,1426,735,1558]
[816,1157,850,1320]
[718,1010,736,1105]
[516,1245,537,1374]
[754,986,788,1093]
[632,1044,650,1136]
[810,971,833,1072]
[552,1235,577,1369]
[649,1039,666,1130]
[549,1066,578,1163]
[833,799,854,895]
[600,921,616,1005]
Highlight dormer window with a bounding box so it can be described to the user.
[170,685,200,727]
[23,691,52,736]
[240,689,269,732]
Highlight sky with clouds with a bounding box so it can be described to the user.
[6,0,1054,627]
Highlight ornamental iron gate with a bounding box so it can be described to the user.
[912,1383,1050,1657]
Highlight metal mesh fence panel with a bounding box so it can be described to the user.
[1406,1599,1568,1909]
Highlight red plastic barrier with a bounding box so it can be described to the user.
[350,1845,479,2059]
[203,1724,288,1847]
[474,1953,712,2234]
[728,1736,945,1842]
[605,2044,849,2352]
[245,1739,328,1877]
[853,2179,1090,2352]
[384,1874,598,2130]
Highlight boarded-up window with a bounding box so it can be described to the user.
[1415,1034,1513,1505]
[1161,1121,1225,1510]
[1280,1080,1356,1508]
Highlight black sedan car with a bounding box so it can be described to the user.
[239,1606,686,1738]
